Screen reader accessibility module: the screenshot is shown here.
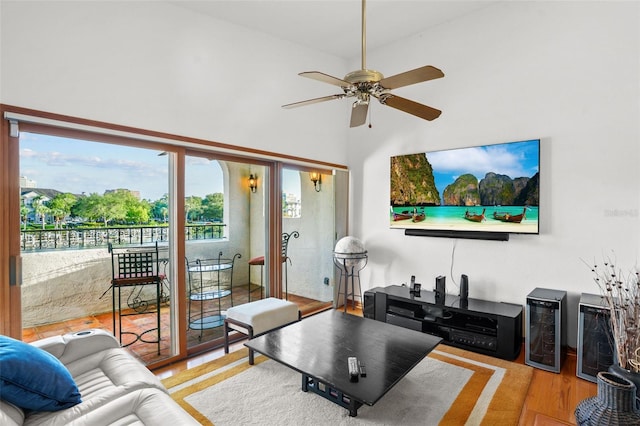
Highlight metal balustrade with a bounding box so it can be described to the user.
[20,224,226,251]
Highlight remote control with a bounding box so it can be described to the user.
[359,361,366,377]
[348,357,359,382]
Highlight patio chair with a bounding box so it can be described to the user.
[108,242,163,355]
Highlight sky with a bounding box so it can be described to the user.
[20,133,220,201]
[425,139,540,197]
[19,133,301,201]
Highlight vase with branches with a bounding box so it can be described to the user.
[586,254,640,372]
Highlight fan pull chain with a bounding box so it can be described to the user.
[368,103,372,128]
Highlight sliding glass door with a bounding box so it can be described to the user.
[18,132,176,365]
[280,168,336,311]
[184,153,268,352]
[1,106,349,367]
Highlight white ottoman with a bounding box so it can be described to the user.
[224,297,300,364]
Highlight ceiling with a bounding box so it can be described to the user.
[169,1,500,60]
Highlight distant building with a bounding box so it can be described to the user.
[20,176,37,188]
[20,188,84,224]
[105,188,141,199]
[283,192,301,218]
[21,188,61,223]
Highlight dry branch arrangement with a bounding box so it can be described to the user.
[586,253,640,371]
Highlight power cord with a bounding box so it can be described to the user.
[449,239,459,291]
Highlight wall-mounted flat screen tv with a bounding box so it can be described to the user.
[390,139,540,237]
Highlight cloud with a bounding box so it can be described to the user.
[427,145,535,179]
[20,136,223,199]
[186,156,211,166]
[21,147,165,178]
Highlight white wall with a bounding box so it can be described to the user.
[246,168,336,302]
[348,1,640,346]
[282,171,335,302]
[0,0,350,164]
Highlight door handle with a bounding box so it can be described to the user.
[9,255,21,286]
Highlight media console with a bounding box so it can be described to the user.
[364,285,523,360]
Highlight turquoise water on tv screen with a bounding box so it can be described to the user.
[391,206,539,230]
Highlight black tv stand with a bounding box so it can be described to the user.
[364,285,523,360]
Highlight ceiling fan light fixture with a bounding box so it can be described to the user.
[354,92,370,105]
[282,0,444,127]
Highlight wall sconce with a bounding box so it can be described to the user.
[248,174,258,193]
[310,172,321,192]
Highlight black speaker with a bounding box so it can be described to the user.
[374,291,387,321]
[435,275,446,305]
[363,290,376,319]
[460,274,469,301]
[459,274,469,308]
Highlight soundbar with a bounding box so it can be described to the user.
[404,228,509,241]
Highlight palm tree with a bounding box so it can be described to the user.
[20,202,29,230]
[32,195,50,230]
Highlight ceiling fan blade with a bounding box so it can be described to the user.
[378,94,442,121]
[350,102,369,128]
[299,71,351,87]
[282,94,345,109]
[379,65,444,90]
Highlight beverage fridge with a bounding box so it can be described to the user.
[525,288,567,373]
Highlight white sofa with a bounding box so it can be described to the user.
[0,329,199,426]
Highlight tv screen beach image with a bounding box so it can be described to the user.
[390,139,540,235]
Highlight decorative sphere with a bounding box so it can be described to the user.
[334,236,366,256]
[334,236,367,269]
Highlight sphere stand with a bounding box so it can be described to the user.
[333,253,368,313]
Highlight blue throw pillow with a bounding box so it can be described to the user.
[0,335,82,412]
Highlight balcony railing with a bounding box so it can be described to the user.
[20,224,226,251]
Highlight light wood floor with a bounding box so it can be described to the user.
[153,304,597,425]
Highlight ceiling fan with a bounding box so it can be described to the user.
[282,0,444,128]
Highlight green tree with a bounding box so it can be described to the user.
[202,193,223,221]
[160,206,168,223]
[102,190,135,225]
[47,192,77,229]
[32,195,50,229]
[125,198,151,224]
[151,194,169,222]
[74,192,122,226]
[185,196,203,222]
[74,190,152,226]
[75,193,107,225]
[20,202,29,230]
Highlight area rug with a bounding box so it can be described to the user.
[162,345,532,425]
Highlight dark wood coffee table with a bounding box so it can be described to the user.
[245,309,442,416]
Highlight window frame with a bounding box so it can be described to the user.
[0,103,348,368]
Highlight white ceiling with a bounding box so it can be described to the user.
[169,1,500,60]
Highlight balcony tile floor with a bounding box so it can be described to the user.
[22,284,332,365]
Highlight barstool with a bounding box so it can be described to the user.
[248,231,299,300]
[107,242,162,355]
